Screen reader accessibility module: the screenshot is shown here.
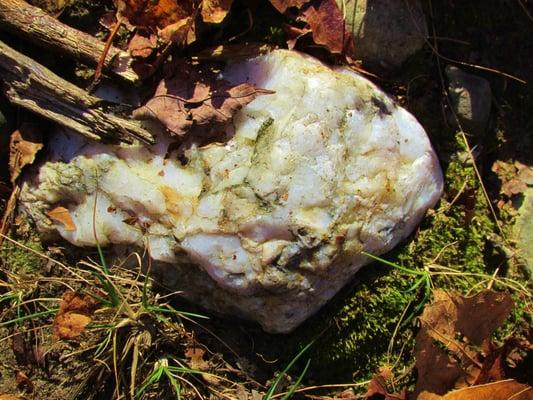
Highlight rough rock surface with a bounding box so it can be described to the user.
[20,50,443,333]
[337,0,428,68]
[515,188,533,277]
[446,65,492,135]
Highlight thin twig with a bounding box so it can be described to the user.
[88,17,124,93]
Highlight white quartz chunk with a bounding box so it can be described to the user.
[20,50,443,333]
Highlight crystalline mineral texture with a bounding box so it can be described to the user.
[20,50,443,333]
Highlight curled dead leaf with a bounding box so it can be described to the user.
[128,31,158,58]
[53,313,92,340]
[414,289,516,397]
[116,0,197,45]
[299,0,355,56]
[417,380,533,400]
[185,345,220,384]
[15,371,34,393]
[270,0,355,57]
[133,61,274,138]
[58,291,100,314]
[47,206,76,231]
[9,124,43,183]
[53,291,99,340]
[365,366,406,400]
[185,346,210,371]
[492,160,533,198]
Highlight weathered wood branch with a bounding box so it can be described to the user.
[0,0,139,84]
[0,39,154,145]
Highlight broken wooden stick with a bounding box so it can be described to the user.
[0,0,139,84]
[0,39,154,145]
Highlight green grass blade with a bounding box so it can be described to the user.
[95,240,109,275]
[136,366,165,399]
[164,368,181,400]
[0,308,58,327]
[146,305,208,320]
[362,251,426,276]
[281,358,311,400]
[264,340,314,399]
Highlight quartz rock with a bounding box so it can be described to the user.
[446,65,492,135]
[337,0,428,68]
[515,188,533,277]
[20,50,443,333]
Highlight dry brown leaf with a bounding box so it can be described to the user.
[116,0,194,29]
[474,340,507,384]
[53,291,99,340]
[270,0,355,57]
[133,61,274,138]
[0,395,25,400]
[417,380,533,400]
[454,290,514,346]
[116,0,198,45]
[414,327,465,396]
[269,0,310,13]
[413,289,515,397]
[419,290,513,350]
[47,206,76,231]
[492,160,533,199]
[201,0,234,23]
[128,31,158,58]
[159,16,197,45]
[9,124,43,183]
[185,346,210,371]
[299,0,355,56]
[185,345,220,384]
[15,371,33,393]
[364,367,406,400]
[58,291,100,314]
[54,313,92,340]
[285,24,311,49]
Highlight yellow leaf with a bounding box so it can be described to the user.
[47,206,76,231]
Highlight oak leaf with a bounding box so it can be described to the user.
[414,289,515,397]
[299,0,354,56]
[270,0,355,57]
[133,61,274,138]
[47,206,76,231]
[492,160,533,198]
[9,124,43,183]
